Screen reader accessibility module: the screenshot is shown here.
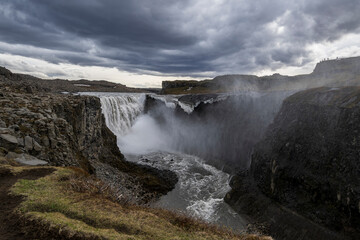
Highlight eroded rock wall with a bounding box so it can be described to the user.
[227,87,360,239]
[0,83,177,200]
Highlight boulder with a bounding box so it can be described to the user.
[7,152,48,166]
[24,136,33,151]
[0,134,18,150]
[33,139,42,151]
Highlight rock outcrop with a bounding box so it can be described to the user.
[0,82,177,202]
[226,87,360,239]
[161,56,360,94]
[0,66,145,93]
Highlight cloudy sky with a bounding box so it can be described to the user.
[0,0,359,87]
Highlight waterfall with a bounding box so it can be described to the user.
[99,94,146,136]
[86,91,263,230]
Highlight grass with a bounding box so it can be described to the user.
[8,166,271,240]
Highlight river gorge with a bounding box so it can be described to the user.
[79,91,296,232]
[1,57,360,239]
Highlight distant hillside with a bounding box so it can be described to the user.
[161,56,360,94]
[0,66,146,93]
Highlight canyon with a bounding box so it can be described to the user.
[1,56,360,239]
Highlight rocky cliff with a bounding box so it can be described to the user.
[0,81,177,202]
[161,56,360,94]
[226,87,360,239]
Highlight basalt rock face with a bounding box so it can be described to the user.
[0,83,177,199]
[0,88,119,172]
[227,87,360,239]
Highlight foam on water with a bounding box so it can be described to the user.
[127,152,247,230]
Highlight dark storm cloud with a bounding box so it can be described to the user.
[0,0,359,76]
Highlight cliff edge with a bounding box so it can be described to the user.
[226,87,360,239]
[0,76,177,202]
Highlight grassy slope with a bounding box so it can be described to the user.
[8,165,271,240]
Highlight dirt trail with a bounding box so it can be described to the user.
[0,167,54,240]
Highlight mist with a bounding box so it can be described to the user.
[119,115,171,155]
[95,90,293,173]
[142,91,293,172]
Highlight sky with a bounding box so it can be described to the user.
[0,0,359,88]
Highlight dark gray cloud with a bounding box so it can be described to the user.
[0,0,359,77]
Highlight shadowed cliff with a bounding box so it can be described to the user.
[226,87,360,240]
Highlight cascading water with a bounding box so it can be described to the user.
[80,91,291,231]
[99,93,145,136]
[128,152,247,230]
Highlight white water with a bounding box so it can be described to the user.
[80,92,248,231]
[151,93,230,114]
[100,93,145,136]
[127,152,247,230]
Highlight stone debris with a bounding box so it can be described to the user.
[6,152,48,166]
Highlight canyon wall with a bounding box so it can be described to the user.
[0,81,177,199]
[226,87,360,239]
